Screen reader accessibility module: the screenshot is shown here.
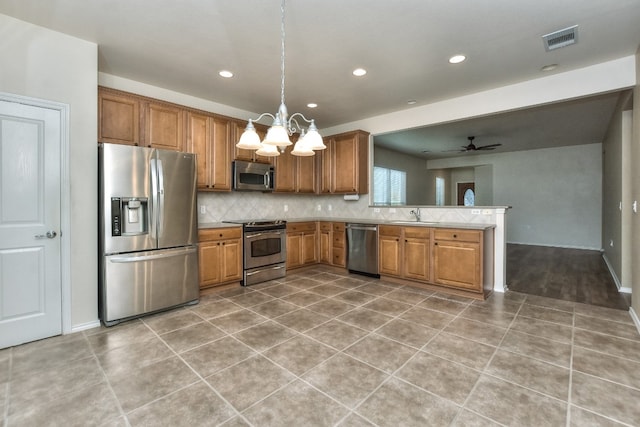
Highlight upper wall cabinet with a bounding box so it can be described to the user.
[98,89,140,145]
[143,101,185,151]
[273,140,317,193]
[319,130,369,194]
[187,112,233,191]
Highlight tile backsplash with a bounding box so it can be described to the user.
[197,192,499,225]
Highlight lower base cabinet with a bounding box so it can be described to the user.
[286,222,318,269]
[198,227,242,289]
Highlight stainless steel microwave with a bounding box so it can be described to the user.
[233,160,275,191]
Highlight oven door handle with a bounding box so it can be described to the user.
[245,265,285,276]
[245,231,283,239]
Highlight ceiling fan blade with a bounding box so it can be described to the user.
[477,144,501,150]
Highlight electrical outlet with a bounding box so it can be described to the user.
[317,204,322,211]
[200,205,206,214]
[328,205,332,211]
[374,208,380,213]
[284,204,288,212]
[610,239,614,247]
[482,209,492,215]
[471,209,481,214]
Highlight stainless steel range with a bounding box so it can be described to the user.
[224,220,286,286]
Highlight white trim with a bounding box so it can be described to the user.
[630,307,640,336]
[506,241,602,251]
[0,92,72,335]
[71,320,101,333]
[601,253,633,293]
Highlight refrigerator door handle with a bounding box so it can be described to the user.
[150,158,158,239]
[157,159,165,238]
[110,246,198,263]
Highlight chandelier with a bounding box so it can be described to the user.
[235,0,325,157]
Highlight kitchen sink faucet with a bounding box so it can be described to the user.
[409,208,421,222]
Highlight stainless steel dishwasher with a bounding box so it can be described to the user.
[346,223,379,277]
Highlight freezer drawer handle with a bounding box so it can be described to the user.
[110,248,197,263]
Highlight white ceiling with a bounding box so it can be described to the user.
[1,0,639,154]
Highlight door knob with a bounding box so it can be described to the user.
[35,231,57,239]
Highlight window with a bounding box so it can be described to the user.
[373,166,406,205]
[435,177,445,206]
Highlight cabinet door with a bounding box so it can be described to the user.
[199,242,221,288]
[319,230,331,264]
[318,139,333,194]
[274,146,296,192]
[187,112,211,189]
[297,154,317,193]
[210,117,233,190]
[286,233,302,269]
[379,235,401,276]
[302,232,318,265]
[220,238,242,282]
[144,102,184,151]
[432,240,481,291]
[404,237,430,281]
[98,90,140,145]
[333,133,359,193]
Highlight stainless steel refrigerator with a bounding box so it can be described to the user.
[98,143,199,326]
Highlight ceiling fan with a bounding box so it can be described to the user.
[444,136,502,152]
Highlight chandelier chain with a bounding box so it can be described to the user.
[280,0,286,107]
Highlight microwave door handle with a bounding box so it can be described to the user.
[264,171,270,189]
[157,159,165,238]
[150,158,158,239]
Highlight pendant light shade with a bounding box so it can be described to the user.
[291,130,315,156]
[236,120,263,150]
[255,142,280,157]
[304,121,325,150]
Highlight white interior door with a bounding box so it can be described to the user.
[0,99,62,348]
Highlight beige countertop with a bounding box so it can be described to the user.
[199,219,495,231]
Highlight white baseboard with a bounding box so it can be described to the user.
[506,241,601,251]
[71,319,101,334]
[630,307,640,336]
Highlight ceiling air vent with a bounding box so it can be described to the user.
[542,25,578,51]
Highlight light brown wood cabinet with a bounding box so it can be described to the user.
[286,222,318,269]
[379,225,486,295]
[98,89,140,145]
[432,229,482,292]
[198,228,242,289]
[319,130,369,194]
[143,101,184,151]
[274,144,317,193]
[187,112,233,191]
[331,222,346,267]
[319,222,332,264]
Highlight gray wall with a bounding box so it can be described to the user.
[429,144,603,249]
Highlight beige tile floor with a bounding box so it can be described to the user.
[2,267,640,426]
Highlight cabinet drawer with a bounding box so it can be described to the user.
[332,222,345,233]
[433,229,481,243]
[379,225,402,237]
[287,222,317,232]
[319,222,332,232]
[333,234,345,248]
[404,226,430,239]
[332,247,345,266]
[198,227,242,242]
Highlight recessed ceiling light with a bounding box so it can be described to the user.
[407,99,417,105]
[218,70,233,78]
[352,68,367,77]
[448,55,466,64]
[307,103,318,108]
[541,64,558,72]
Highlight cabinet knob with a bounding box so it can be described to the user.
[434,242,438,246]
[453,234,457,238]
